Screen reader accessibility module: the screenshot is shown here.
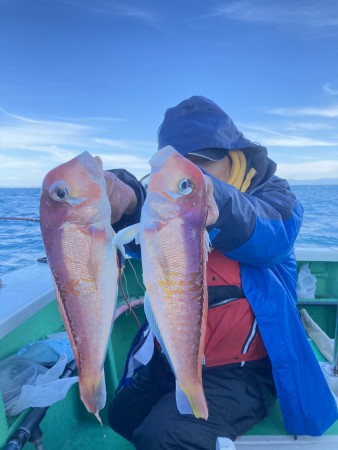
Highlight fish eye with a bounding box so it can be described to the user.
[178,178,194,195]
[56,187,68,199]
[50,181,70,202]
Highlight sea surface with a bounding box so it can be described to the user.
[0,185,338,276]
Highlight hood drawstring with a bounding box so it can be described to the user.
[228,150,256,193]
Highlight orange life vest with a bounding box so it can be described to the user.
[204,249,267,367]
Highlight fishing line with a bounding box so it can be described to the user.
[121,269,131,300]
[0,217,40,222]
[127,259,146,293]
[118,268,141,329]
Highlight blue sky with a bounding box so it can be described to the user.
[1,0,338,186]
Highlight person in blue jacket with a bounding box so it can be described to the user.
[105,96,338,449]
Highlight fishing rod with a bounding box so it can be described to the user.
[0,217,40,222]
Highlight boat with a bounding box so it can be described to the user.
[0,246,338,450]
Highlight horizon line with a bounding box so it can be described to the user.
[1,177,338,189]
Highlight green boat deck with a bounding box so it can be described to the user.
[1,255,338,449]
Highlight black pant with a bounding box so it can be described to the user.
[108,351,276,450]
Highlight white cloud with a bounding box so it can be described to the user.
[212,1,338,29]
[323,82,338,95]
[260,136,335,147]
[281,121,333,132]
[241,123,338,147]
[0,108,155,186]
[240,115,338,181]
[101,154,151,172]
[277,160,338,180]
[0,154,55,187]
[94,137,154,151]
[1,106,337,186]
[267,105,338,118]
[58,0,157,25]
[0,151,151,187]
[0,107,95,157]
[0,108,151,153]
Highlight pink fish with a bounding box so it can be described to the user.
[40,151,118,423]
[116,146,216,419]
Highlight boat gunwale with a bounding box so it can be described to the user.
[1,246,338,339]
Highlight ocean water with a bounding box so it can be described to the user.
[0,185,338,276]
[0,188,43,276]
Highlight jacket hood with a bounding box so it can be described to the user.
[157,95,277,191]
[158,95,260,156]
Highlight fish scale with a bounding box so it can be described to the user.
[133,146,210,419]
[40,151,118,423]
[112,146,217,419]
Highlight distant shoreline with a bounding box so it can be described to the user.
[288,179,338,186]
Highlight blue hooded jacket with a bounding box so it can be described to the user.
[113,96,338,436]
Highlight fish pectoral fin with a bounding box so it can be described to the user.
[113,223,140,256]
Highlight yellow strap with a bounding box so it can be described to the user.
[241,168,256,193]
[228,150,256,193]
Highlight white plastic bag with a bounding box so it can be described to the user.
[296,263,317,299]
[17,332,74,364]
[0,353,78,417]
[300,309,334,363]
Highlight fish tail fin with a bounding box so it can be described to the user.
[94,411,103,426]
[188,387,209,420]
[80,370,106,423]
[177,380,209,420]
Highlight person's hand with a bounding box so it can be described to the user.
[203,175,219,227]
[104,171,138,224]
